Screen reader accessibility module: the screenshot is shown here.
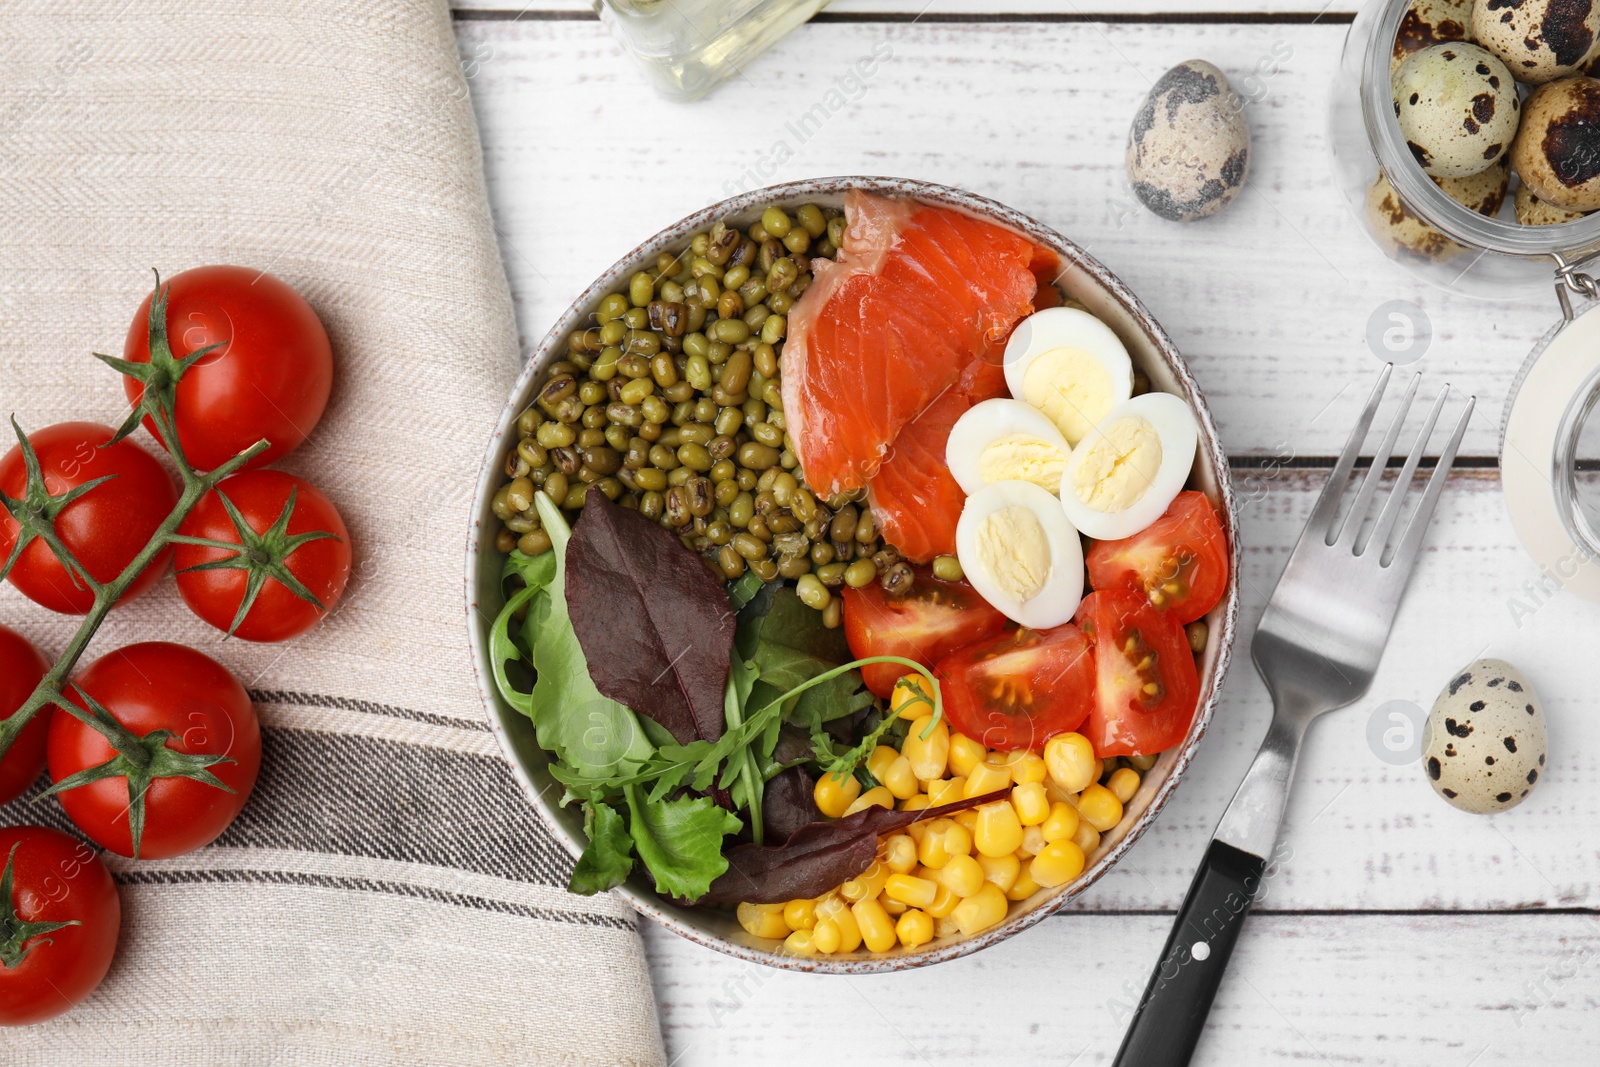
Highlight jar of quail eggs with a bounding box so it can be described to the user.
[1330,0,1600,297]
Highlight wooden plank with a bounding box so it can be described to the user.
[451,2,1360,19]
[461,19,1557,460]
[644,910,1600,1065]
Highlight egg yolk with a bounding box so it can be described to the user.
[974,505,1052,603]
[1021,346,1116,446]
[977,433,1069,494]
[1071,415,1162,513]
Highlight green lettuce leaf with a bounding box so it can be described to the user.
[624,783,740,901]
[569,800,635,895]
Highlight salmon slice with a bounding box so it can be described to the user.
[783,191,1042,498]
[866,357,1010,563]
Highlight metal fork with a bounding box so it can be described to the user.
[1112,366,1474,1066]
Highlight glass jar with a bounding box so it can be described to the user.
[596,0,828,101]
[1329,0,1600,297]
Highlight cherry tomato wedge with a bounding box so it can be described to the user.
[121,265,332,472]
[1086,491,1228,625]
[0,825,120,1026]
[842,567,1008,698]
[0,422,178,614]
[1074,589,1200,757]
[0,626,51,805]
[936,624,1095,751]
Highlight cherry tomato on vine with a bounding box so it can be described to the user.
[0,825,120,1026]
[1074,590,1200,758]
[49,642,261,859]
[0,422,178,615]
[121,265,332,472]
[0,626,51,805]
[174,470,351,642]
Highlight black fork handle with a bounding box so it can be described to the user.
[1110,839,1266,1066]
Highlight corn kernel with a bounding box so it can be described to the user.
[866,744,899,781]
[1044,733,1097,794]
[965,760,1012,798]
[1020,825,1047,857]
[1077,782,1124,832]
[1044,779,1078,806]
[891,675,935,720]
[1030,840,1086,888]
[953,809,978,833]
[782,898,816,931]
[973,800,1024,857]
[948,733,986,777]
[812,917,842,954]
[942,820,973,858]
[885,873,938,908]
[1071,819,1101,855]
[951,883,1008,936]
[852,898,897,952]
[815,895,862,952]
[843,785,895,817]
[1108,766,1141,804]
[935,854,985,897]
[1009,752,1048,784]
[903,714,949,780]
[842,860,889,902]
[916,819,952,869]
[1005,866,1040,901]
[978,852,1021,893]
[783,929,817,953]
[896,908,934,948]
[1041,801,1081,843]
[884,833,918,874]
[899,794,931,814]
[935,915,962,938]
[925,883,960,918]
[1011,782,1050,826]
[880,892,908,916]
[814,771,861,818]
[926,776,966,806]
[737,901,789,939]
[881,755,920,800]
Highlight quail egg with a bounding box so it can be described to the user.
[1421,658,1548,814]
[1127,60,1250,222]
[1514,180,1593,222]
[1394,0,1475,72]
[945,399,1073,497]
[1393,43,1520,177]
[1365,159,1510,261]
[1058,392,1198,541]
[1001,307,1134,446]
[955,480,1084,629]
[1511,76,1600,209]
[1473,0,1600,84]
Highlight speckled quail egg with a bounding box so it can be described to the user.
[1514,180,1593,222]
[1473,0,1600,85]
[1394,0,1476,72]
[1127,60,1250,222]
[1511,76,1600,208]
[1393,43,1520,177]
[1364,161,1509,261]
[1422,658,1547,814]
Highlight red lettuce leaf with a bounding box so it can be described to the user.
[565,487,735,744]
[695,788,1010,905]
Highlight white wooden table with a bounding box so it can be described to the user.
[452,4,1600,1062]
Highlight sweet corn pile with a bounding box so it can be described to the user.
[737,675,1155,955]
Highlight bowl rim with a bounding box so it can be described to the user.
[464,175,1241,974]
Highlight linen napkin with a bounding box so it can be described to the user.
[0,2,665,1064]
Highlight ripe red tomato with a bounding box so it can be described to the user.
[1074,590,1200,757]
[0,825,120,1026]
[50,642,261,859]
[174,470,352,642]
[121,265,332,472]
[842,568,1009,698]
[1087,491,1228,625]
[0,422,178,614]
[936,624,1095,751]
[0,626,51,805]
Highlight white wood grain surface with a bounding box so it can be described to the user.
[456,10,1600,1063]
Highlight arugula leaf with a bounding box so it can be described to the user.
[487,549,559,717]
[726,570,765,611]
[569,800,635,895]
[624,783,741,901]
[739,589,875,732]
[722,649,765,843]
[530,493,655,779]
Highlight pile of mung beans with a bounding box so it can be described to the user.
[490,202,914,627]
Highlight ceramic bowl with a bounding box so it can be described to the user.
[466,176,1240,973]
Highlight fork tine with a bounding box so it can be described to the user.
[1337,372,1420,549]
[1306,364,1392,540]
[1388,393,1474,571]
[1365,384,1447,556]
